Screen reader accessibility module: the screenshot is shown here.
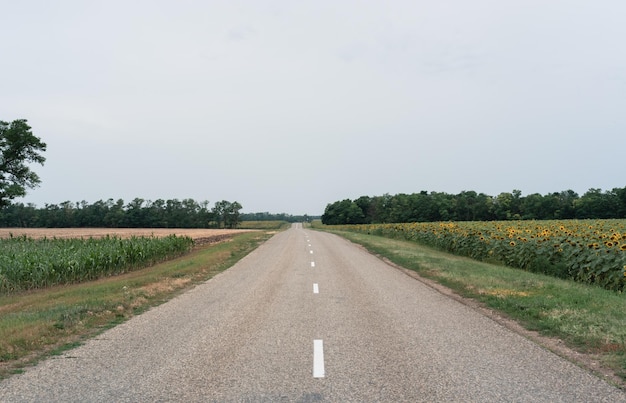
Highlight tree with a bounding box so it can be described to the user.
[432,191,454,221]
[211,200,228,228]
[224,201,242,228]
[613,186,626,218]
[211,200,243,228]
[388,193,412,223]
[321,199,366,225]
[354,196,373,223]
[556,190,578,219]
[126,198,146,227]
[575,188,620,219]
[104,199,126,227]
[455,191,479,221]
[0,119,47,207]
[519,193,544,219]
[493,192,513,220]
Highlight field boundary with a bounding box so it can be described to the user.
[0,228,253,239]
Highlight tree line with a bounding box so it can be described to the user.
[321,188,626,225]
[0,198,243,228]
[239,212,316,223]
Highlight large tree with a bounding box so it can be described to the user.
[223,201,242,229]
[0,119,47,207]
[211,200,243,228]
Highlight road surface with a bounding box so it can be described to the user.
[1,224,624,402]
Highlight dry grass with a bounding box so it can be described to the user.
[0,228,251,240]
[139,277,192,297]
[477,288,533,298]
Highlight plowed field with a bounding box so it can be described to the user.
[0,228,252,240]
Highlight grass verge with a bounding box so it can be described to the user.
[0,231,274,379]
[321,229,626,387]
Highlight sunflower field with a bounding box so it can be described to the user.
[329,219,626,292]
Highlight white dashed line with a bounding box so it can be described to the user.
[313,283,319,294]
[313,340,325,378]
[311,262,315,268]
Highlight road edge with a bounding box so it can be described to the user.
[342,237,626,392]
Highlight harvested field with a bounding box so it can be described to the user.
[0,228,253,240]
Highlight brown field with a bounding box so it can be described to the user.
[0,228,253,240]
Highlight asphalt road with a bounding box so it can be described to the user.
[2,224,625,402]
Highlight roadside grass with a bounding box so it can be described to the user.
[0,231,274,379]
[320,228,626,383]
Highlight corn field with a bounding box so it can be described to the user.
[0,234,194,293]
[329,219,626,292]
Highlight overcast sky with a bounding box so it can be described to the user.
[2,1,625,215]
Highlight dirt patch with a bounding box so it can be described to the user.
[0,228,253,240]
[192,234,236,247]
[139,277,192,297]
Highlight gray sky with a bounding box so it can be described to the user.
[2,1,625,215]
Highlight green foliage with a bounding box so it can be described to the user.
[211,200,242,228]
[322,188,626,225]
[0,119,47,207]
[321,199,367,225]
[0,235,194,293]
[0,198,232,228]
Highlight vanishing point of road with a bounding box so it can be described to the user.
[1,224,625,402]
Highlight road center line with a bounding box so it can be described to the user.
[310,250,313,254]
[311,262,315,268]
[313,340,325,378]
[313,283,319,294]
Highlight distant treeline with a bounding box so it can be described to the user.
[0,198,317,228]
[322,188,626,225]
[0,198,240,228]
[239,212,317,223]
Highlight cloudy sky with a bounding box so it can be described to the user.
[2,1,625,215]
